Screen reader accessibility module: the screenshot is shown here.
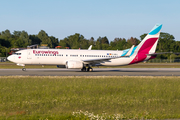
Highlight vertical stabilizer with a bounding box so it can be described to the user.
[129,24,162,64]
[135,24,162,53]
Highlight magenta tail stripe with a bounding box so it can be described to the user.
[138,38,158,53]
[129,37,158,64]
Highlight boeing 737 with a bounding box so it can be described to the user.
[7,24,162,72]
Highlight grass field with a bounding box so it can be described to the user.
[1,62,180,69]
[0,76,180,119]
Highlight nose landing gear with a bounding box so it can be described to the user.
[22,66,26,71]
[17,63,26,71]
[22,68,26,71]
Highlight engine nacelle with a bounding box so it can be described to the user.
[57,65,66,68]
[66,60,83,69]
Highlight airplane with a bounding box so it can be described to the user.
[7,24,163,72]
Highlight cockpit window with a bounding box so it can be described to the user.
[13,53,21,55]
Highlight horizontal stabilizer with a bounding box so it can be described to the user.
[123,45,135,57]
[147,52,172,56]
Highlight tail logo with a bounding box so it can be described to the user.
[129,24,162,64]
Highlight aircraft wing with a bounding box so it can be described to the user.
[82,56,120,63]
[83,45,136,64]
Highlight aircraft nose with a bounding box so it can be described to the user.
[7,55,13,62]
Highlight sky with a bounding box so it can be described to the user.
[1,0,180,41]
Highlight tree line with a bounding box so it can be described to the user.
[0,29,180,59]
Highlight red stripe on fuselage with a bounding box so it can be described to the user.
[129,38,158,64]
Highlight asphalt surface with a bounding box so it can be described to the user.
[0,68,180,76]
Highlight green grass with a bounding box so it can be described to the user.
[0,76,180,119]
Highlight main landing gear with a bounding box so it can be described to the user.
[87,67,93,72]
[81,67,86,72]
[81,66,93,72]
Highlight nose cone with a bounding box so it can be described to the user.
[7,55,13,62]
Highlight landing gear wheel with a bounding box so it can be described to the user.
[87,67,93,72]
[89,67,93,72]
[22,68,26,71]
[81,67,86,72]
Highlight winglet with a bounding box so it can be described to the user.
[123,45,135,57]
[88,45,92,50]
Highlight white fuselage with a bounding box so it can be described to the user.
[8,49,139,66]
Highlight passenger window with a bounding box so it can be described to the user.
[14,53,21,55]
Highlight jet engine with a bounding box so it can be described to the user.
[66,60,83,69]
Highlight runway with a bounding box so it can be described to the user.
[0,68,180,76]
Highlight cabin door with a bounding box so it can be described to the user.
[27,50,32,59]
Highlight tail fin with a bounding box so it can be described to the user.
[129,24,162,64]
[135,24,162,54]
